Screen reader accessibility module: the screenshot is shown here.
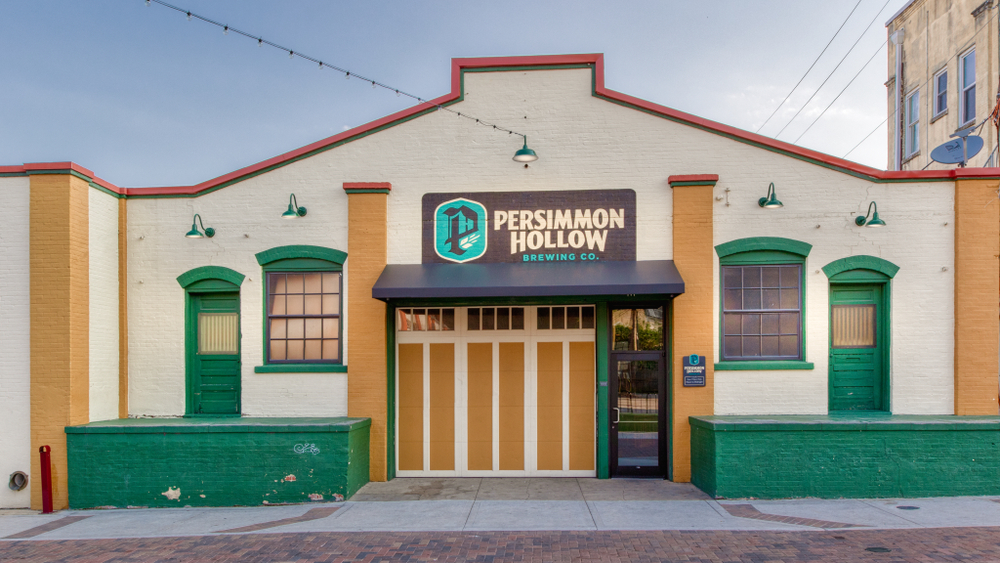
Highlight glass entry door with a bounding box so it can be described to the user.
[610,307,667,477]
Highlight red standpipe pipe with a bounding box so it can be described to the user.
[39,445,53,514]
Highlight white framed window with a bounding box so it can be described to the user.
[905,90,919,157]
[960,48,976,125]
[933,69,947,117]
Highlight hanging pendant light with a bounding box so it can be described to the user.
[512,137,538,163]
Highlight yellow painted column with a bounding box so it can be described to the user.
[953,177,1000,415]
[28,172,90,510]
[118,197,129,419]
[344,182,389,480]
[669,175,717,482]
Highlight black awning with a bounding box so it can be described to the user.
[372,260,684,300]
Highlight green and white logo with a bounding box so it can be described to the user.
[434,198,487,263]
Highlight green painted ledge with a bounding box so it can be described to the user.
[690,414,1000,499]
[254,365,348,374]
[66,417,369,434]
[714,361,814,371]
[67,417,371,508]
[690,414,1000,432]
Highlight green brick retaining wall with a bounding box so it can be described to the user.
[690,415,1000,499]
[67,417,370,508]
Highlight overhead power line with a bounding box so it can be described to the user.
[774,0,893,139]
[755,0,864,134]
[794,40,887,144]
[141,0,526,141]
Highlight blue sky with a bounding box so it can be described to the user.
[1,1,907,187]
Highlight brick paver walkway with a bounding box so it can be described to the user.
[3,528,1000,562]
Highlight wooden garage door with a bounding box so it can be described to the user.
[395,306,596,477]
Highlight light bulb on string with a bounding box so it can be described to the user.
[145,0,150,6]
[223,26,228,35]
[318,62,323,70]
[288,50,294,59]
[372,81,376,89]
[395,90,400,97]
[258,38,263,47]
[186,11,192,20]
[345,72,350,80]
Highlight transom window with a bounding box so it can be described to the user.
[468,307,524,331]
[398,308,456,331]
[537,306,595,330]
[267,272,341,363]
[722,265,802,361]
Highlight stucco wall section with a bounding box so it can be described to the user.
[30,173,90,511]
[89,188,119,422]
[954,177,1000,414]
[886,0,998,170]
[126,173,350,417]
[0,176,31,508]
[713,178,955,415]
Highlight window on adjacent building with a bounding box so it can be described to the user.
[960,48,976,125]
[933,69,947,117]
[905,90,919,157]
[722,264,803,361]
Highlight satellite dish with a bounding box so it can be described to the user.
[930,128,984,166]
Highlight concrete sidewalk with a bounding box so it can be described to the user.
[3,478,1000,540]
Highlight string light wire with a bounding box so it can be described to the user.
[142,0,528,141]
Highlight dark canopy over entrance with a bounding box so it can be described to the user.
[372,260,685,300]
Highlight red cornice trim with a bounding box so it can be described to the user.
[0,162,125,194]
[668,174,719,185]
[343,182,392,191]
[8,54,1000,196]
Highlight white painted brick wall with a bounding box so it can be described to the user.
[125,67,956,418]
[0,176,31,508]
[127,174,350,417]
[89,189,120,421]
[713,176,954,415]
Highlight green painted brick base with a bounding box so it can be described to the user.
[66,417,370,509]
[690,415,1000,499]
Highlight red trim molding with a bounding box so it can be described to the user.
[668,174,719,186]
[0,162,124,195]
[6,54,1000,197]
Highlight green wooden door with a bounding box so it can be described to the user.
[188,292,241,415]
[829,284,885,411]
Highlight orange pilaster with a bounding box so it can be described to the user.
[344,183,390,480]
[669,175,717,482]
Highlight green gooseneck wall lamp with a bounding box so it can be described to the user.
[185,213,215,238]
[758,182,783,208]
[855,201,886,228]
[512,136,538,163]
[282,193,307,219]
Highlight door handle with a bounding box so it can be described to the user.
[613,407,620,424]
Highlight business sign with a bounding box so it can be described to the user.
[682,355,706,387]
[422,190,636,264]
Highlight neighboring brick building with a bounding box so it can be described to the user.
[2,54,999,510]
[886,0,1000,170]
